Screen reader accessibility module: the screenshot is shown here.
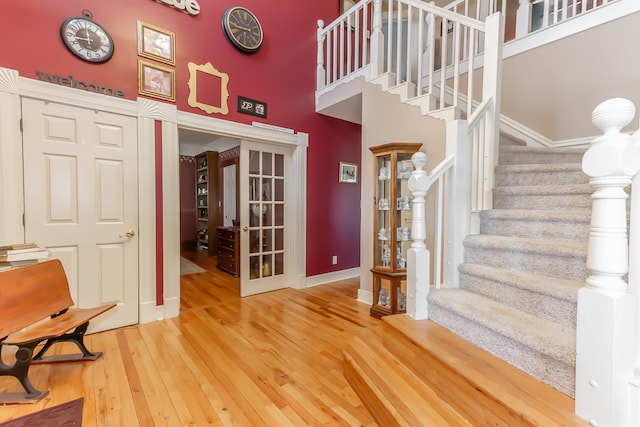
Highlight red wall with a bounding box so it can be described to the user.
[1,0,361,277]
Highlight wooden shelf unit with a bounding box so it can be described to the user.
[195,151,220,256]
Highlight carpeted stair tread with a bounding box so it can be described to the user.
[459,263,582,302]
[458,263,581,326]
[463,234,587,281]
[495,163,588,186]
[479,209,590,241]
[463,234,586,256]
[498,145,586,165]
[493,183,592,196]
[428,288,575,365]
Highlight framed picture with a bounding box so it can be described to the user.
[138,60,176,102]
[137,21,175,65]
[339,162,358,184]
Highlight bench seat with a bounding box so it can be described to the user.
[0,259,116,404]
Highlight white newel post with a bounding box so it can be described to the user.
[576,98,640,427]
[370,0,384,77]
[406,152,430,320]
[515,0,532,38]
[317,20,326,90]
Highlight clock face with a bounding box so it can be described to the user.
[60,17,114,63]
[222,7,263,54]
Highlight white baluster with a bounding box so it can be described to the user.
[406,152,430,320]
[370,0,384,76]
[576,98,640,427]
[317,20,326,89]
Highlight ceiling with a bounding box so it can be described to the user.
[178,129,239,157]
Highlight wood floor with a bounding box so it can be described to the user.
[0,252,381,426]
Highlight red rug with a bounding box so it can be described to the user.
[0,398,83,427]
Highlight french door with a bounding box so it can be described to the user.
[239,141,293,297]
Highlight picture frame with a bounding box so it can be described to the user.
[138,60,176,102]
[339,162,358,184]
[137,21,175,65]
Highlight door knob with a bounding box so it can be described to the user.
[243,226,249,232]
[119,229,136,238]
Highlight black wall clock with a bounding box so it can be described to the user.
[60,11,114,63]
[222,7,263,54]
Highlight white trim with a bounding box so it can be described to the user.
[306,267,361,287]
[357,288,373,305]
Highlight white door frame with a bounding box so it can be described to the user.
[176,110,308,291]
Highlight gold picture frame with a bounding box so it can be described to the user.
[138,60,176,102]
[187,62,230,115]
[339,162,358,183]
[137,21,175,65]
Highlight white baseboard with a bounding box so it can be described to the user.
[138,296,180,324]
[357,288,373,305]
[305,267,361,287]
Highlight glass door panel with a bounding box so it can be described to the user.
[241,143,292,296]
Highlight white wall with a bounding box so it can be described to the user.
[359,85,446,300]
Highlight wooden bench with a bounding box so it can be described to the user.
[0,259,116,404]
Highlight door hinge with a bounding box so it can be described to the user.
[19,118,23,132]
[22,213,25,226]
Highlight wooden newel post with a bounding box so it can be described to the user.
[317,20,326,89]
[406,151,430,320]
[575,98,640,427]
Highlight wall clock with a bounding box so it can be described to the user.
[222,7,263,54]
[60,11,114,63]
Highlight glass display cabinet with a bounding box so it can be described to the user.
[370,142,422,318]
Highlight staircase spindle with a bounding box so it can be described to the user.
[317,20,326,89]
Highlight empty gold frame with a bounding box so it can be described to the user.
[187,62,229,115]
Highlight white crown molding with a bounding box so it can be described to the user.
[177,109,299,146]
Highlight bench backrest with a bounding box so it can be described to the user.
[0,259,74,339]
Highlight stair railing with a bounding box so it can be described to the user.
[406,152,455,319]
[575,97,639,426]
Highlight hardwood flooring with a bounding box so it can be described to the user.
[0,252,381,426]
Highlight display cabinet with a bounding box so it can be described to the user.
[195,151,219,256]
[369,142,422,318]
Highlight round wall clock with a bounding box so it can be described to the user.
[60,11,114,63]
[222,7,263,54]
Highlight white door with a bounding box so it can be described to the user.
[240,141,293,297]
[22,98,139,332]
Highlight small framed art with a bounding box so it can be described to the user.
[138,21,175,65]
[138,60,175,102]
[339,162,358,184]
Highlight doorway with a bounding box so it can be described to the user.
[176,122,306,297]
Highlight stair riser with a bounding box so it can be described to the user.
[427,303,575,397]
[458,270,577,327]
[479,216,589,242]
[499,151,585,165]
[495,169,588,186]
[493,192,592,210]
[463,244,587,281]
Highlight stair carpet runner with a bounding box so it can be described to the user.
[428,143,589,398]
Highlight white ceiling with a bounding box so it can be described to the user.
[178,129,239,157]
